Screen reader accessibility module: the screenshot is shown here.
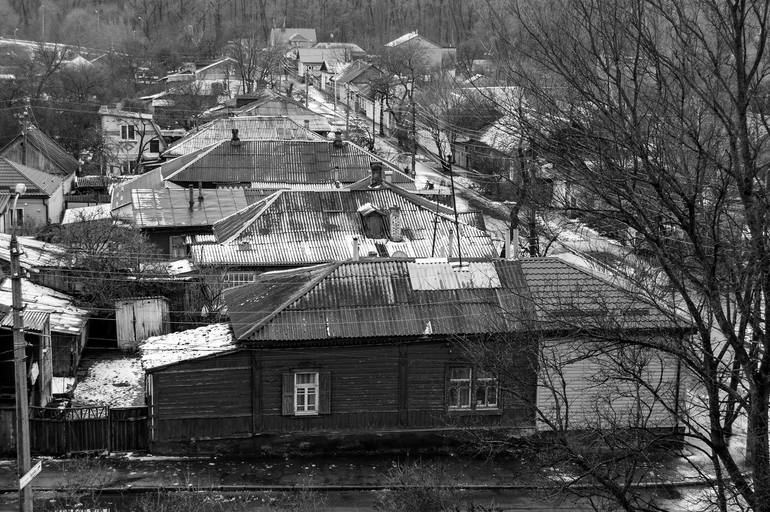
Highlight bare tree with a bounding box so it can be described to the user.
[227,37,285,94]
[481,0,770,510]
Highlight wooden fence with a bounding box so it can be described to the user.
[30,406,148,455]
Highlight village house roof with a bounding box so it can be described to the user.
[269,28,317,47]
[232,93,333,132]
[297,48,347,65]
[110,167,183,210]
[140,323,236,370]
[333,60,379,84]
[159,139,414,188]
[0,157,63,196]
[0,278,88,335]
[0,233,68,269]
[163,116,325,158]
[129,187,250,229]
[385,31,444,49]
[61,204,113,224]
[191,184,496,267]
[224,257,683,342]
[0,125,80,176]
[313,42,366,56]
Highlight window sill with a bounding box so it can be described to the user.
[293,412,319,417]
[447,408,502,416]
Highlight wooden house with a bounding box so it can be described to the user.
[0,158,66,231]
[0,279,88,377]
[384,31,456,70]
[144,257,687,454]
[269,28,317,49]
[0,310,52,455]
[0,125,80,194]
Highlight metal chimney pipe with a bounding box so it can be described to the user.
[352,236,360,261]
[198,181,204,203]
[188,185,194,210]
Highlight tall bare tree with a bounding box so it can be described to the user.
[483,0,770,510]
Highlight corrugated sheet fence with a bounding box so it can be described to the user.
[30,406,148,455]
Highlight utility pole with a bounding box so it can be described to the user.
[11,193,32,511]
[447,151,462,266]
[410,74,416,177]
[371,92,376,150]
[527,149,539,257]
[304,69,309,108]
[345,84,350,136]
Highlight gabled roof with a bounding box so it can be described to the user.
[385,31,443,49]
[195,57,237,75]
[0,126,80,176]
[334,60,380,84]
[0,158,63,196]
[130,187,250,229]
[297,48,347,64]
[269,28,317,47]
[110,167,180,210]
[160,139,415,187]
[313,42,366,55]
[233,93,333,132]
[163,116,324,158]
[192,184,495,266]
[224,257,683,343]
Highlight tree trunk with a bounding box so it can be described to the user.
[747,382,770,508]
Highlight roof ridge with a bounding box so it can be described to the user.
[216,190,283,243]
[239,261,341,340]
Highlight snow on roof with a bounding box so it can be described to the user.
[385,31,419,47]
[0,278,88,334]
[61,204,113,224]
[71,355,144,408]
[141,323,236,370]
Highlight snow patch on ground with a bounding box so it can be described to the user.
[72,356,144,408]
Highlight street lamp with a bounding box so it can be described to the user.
[11,182,32,512]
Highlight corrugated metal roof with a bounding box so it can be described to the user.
[130,187,249,228]
[233,96,332,132]
[0,309,49,332]
[141,323,235,370]
[0,233,69,269]
[111,167,181,210]
[0,278,87,334]
[298,48,347,63]
[194,186,496,266]
[163,116,324,157]
[0,158,63,196]
[225,259,535,341]
[161,139,414,187]
[224,257,681,343]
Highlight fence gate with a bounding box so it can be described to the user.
[30,406,147,455]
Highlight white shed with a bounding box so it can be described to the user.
[115,297,171,351]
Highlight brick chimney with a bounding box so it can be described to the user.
[304,119,310,131]
[231,128,241,147]
[369,161,383,188]
[389,206,403,242]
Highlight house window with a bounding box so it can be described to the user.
[121,125,136,140]
[294,372,318,415]
[149,139,160,153]
[448,367,498,411]
[282,370,331,416]
[10,208,23,228]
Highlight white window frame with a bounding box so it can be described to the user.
[448,367,499,411]
[475,369,498,409]
[294,371,319,416]
[121,124,136,140]
[448,367,472,410]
